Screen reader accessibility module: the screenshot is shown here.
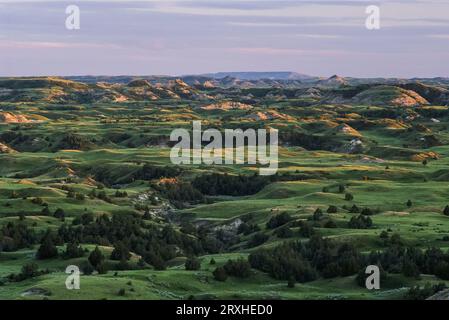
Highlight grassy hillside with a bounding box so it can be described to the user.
[1,77,449,300]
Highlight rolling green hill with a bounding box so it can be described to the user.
[1,77,449,300]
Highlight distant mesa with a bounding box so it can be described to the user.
[0,77,88,90]
[200,71,313,81]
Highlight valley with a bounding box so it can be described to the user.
[1,74,449,300]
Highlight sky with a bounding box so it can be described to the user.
[1,0,449,78]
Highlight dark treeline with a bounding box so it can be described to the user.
[192,173,271,196]
[248,235,361,282]
[249,235,449,283]
[56,213,220,270]
[279,130,341,151]
[152,181,204,208]
[0,222,36,251]
[134,164,182,181]
[93,164,182,185]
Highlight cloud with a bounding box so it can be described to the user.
[227,47,348,56]
[227,22,298,28]
[427,34,449,39]
[130,2,366,18]
[0,40,121,49]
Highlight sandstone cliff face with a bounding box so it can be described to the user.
[0,112,31,123]
[0,142,16,153]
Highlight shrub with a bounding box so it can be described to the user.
[274,226,294,238]
[324,219,337,228]
[88,246,105,268]
[237,223,260,235]
[312,208,323,221]
[64,242,84,259]
[185,257,201,271]
[299,222,315,238]
[327,205,338,214]
[81,261,94,275]
[223,258,251,278]
[348,215,372,229]
[41,207,51,216]
[110,242,131,261]
[54,208,65,220]
[361,208,374,216]
[379,230,389,239]
[266,212,292,229]
[444,205,449,216]
[36,237,58,259]
[247,232,269,248]
[213,267,228,281]
[96,262,108,274]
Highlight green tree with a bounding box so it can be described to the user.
[81,261,94,275]
[36,237,58,259]
[88,246,105,268]
[110,242,131,261]
[213,267,228,282]
[443,205,449,216]
[185,256,201,271]
[54,208,65,220]
[287,277,295,288]
[96,262,108,274]
[327,205,338,213]
[64,241,84,259]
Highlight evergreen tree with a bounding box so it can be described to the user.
[312,208,323,221]
[444,205,449,216]
[110,242,131,261]
[361,208,374,216]
[54,208,65,220]
[41,207,51,216]
[402,257,420,278]
[96,262,108,274]
[213,266,228,281]
[36,236,58,259]
[88,246,105,268]
[81,261,95,275]
[185,256,201,271]
[64,241,84,259]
